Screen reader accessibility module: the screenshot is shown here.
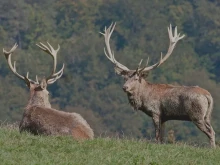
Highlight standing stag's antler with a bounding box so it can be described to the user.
[3,43,39,85]
[139,24,185,72]
[100,23,185,73]
[100,23,130,72]
[36,42,64,84]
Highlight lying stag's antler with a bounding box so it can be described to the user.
[100,23,185,73]
[3,42,64,86]
[3,43,39,85]
[36,42,64,84]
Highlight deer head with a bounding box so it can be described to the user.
[100,23,185,94]
[3,42,64,108]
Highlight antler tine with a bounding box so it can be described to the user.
[136,59,143,73]
[146,57,149,66]
[36,42,59,73]
[3,43,38,85]
[138,59,143,68]
[102,23,116,61]
[47,72,63,84]
[140,24,185,72]
[25,71,38,84]
[101,22,130,72]
[36,42,63,84]
[103,48,127,70]
[52,63,64,76]
[138,57,150,73]
[3,43,18,55]
[36,75,39,84]
[47,67,64,84]
[47,42,60,53]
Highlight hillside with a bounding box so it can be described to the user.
[0,124,219,165]
[1,0,220,143]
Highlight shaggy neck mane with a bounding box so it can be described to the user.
[26,90,51,109]
[26,97,50,109]
[127,78,148,111]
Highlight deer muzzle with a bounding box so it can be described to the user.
[122,85,128,92]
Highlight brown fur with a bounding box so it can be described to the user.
[100,23,215,147]
[19,82,94,140]
[72,125,93,140]
[120,72,215,148]
[3,42,94,140]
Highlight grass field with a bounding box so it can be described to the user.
[0,124,219,165]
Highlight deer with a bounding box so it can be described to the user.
[100,23,215,148]
[3,42,94,140]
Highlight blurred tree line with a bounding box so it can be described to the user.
[0,0,220,143]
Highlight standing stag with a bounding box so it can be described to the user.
[100,23,215,147]
[3,43,94,139]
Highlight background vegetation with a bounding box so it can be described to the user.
[0,0,220,144]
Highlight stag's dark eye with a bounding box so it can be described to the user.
[129,75,134,78]
[123,78,128,82]
[123,75,129,81]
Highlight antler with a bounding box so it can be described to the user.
[101,23,185,74]
[138,24,185,72]
[36,42,64,84]
[100,22,131,72]
[3,43,39,85]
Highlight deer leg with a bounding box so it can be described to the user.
[204,119,215,136]
[19,119,25,133]
[193,120,216,148]
[152,114,161,143]
[160,121,165,143]
[204,120,216,148]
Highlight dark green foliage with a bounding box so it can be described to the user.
[0,0,220,143]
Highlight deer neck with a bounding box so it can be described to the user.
[126,79,148,111]
[26,90,51,109]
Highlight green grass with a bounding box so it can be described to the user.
[0,124,219,165]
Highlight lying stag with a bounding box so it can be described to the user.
[100,23,215,147]
[3,43,94,139]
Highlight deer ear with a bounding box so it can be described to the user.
[114,67,129,77]
[40,79,47,89]
[24,77,31,88]
[140,72,149,79]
